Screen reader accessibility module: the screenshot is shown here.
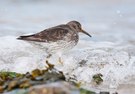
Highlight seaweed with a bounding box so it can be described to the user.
[0,62,102,94]
[0,62,65,93]
[92,73,103,85]
[80,88,96,94]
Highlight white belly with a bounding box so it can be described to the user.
[28,40,77,54]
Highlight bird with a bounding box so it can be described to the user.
[17,21,92,64]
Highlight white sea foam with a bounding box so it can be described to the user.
[0,36,134,93]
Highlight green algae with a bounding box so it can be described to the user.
[92,73,103,85]
[80,88,96,94]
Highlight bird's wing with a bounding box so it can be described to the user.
[17,27,69,42]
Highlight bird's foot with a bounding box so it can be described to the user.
[45,59,54,70]
[45,59,49,69]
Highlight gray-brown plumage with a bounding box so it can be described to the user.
[17,21,92,64]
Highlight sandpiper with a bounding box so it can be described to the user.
[17,21,92,64]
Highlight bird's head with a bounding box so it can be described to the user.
[67,21,92,37]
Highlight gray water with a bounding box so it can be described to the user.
[0,0,135,42]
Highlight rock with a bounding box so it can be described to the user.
[0,64,65,93]
[4,82,79,94]
[99,92,110,94]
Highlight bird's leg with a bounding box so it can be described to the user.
[58,57,63,64]
[46,54,52,62]
[45,54,52,68]
[57,52,63,65]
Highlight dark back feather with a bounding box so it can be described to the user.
[17,25,70,42]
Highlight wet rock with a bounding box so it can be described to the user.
[80,88,96,94]
[0,62,96,94]
[0,62,65,93]
[7,80,18,91]
[99,92,110,94]
[4,82,79,94]
[0,85,4,93]
[112,92,118,94]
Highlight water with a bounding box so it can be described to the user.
[0,0,135,94]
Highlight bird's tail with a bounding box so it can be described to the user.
[17,35,34,40]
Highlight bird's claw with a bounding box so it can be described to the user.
[45,60,54,70]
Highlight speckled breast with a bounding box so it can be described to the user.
[47,31,79,54]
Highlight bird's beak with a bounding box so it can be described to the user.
[82,30,92,37]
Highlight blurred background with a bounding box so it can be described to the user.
[0,0,135,43]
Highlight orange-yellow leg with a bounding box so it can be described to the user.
[58,57,63,65]
[45,54,52,68]
[46,54,51,62]
[57,52,63,65]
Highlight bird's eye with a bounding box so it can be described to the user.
[78,25,81,29]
